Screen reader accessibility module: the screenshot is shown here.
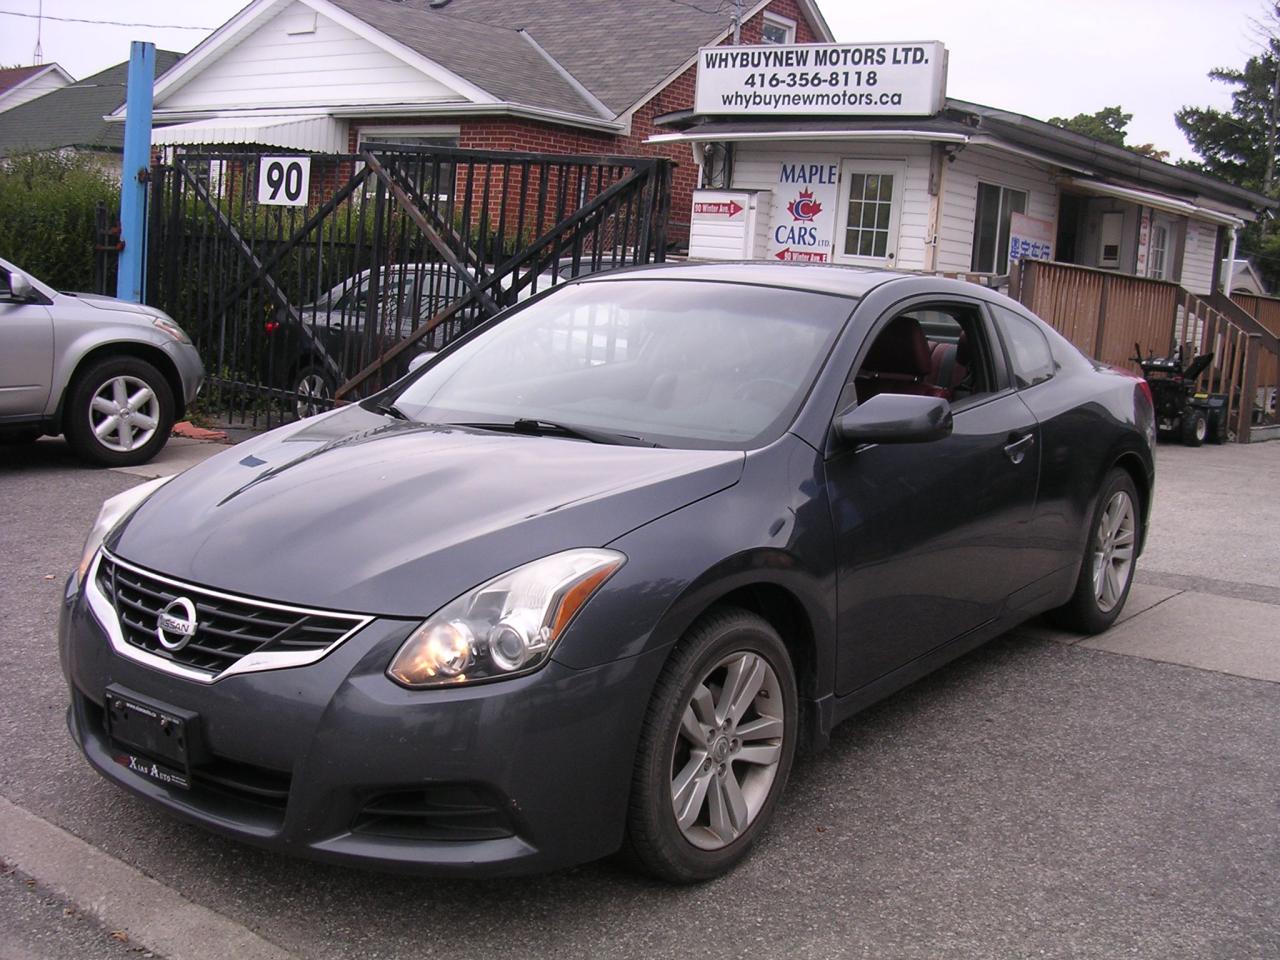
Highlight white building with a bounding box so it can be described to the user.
[654,43,1273,296]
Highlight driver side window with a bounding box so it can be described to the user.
[839,303,997,411]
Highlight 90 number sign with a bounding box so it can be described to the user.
[256,157,311,207]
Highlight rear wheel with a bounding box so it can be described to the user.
[1049,468,1141,634]
[625,608,797,883]
[64,357,174,467]
[1181,410,1206,446]
[1206,409,1227,444]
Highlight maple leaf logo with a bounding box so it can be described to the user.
[787,189,822,222]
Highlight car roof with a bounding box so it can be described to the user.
[577,260,906,299]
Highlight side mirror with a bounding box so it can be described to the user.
[407,350,437,373]
[834,393,953,445]
[4,271,33,302]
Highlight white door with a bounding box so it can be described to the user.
[833,160,905,267]
[1148,216,1174,280]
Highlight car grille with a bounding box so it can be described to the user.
[96,553,368,679]
[351,785,515,842]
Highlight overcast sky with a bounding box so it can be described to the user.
[0,0,1268,161]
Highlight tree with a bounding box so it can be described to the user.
[1176,53,1279,195]
[1176,13,1280,287]
[1049,106,1170,161]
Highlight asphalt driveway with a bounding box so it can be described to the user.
[1,436,1276,960]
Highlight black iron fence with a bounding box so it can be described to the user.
[147,145,671,428]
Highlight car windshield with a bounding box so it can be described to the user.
[390,278,855,449]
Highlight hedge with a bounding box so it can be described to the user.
[0,153,119,292]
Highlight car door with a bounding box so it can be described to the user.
[0,283,54,418]
[825,298,1041,694]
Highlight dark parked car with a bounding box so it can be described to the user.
[277,260,603,418]
[60,263,1154,882]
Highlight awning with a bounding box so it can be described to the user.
[151,114,347,154]
[1061,177,1245,228]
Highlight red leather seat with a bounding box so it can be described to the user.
[928,332,971,399]
[856,316,949,401]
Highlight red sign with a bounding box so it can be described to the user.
[774,248,828,262]
[693,200,744,217]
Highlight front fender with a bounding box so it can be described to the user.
[48,327,195,419]
[552,434,838,701]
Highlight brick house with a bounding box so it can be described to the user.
[123,0,833,246]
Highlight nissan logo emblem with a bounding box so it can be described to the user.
[156,597,198,651]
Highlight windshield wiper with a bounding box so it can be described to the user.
[454,419,661,447]
[375,400,411,421]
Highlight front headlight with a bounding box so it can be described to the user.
[388,548,625,688]
[152,316,192,344]
[75,475,173,588]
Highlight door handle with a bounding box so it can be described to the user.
[1003,432,1035,464]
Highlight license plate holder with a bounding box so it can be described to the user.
[104,687,195,790]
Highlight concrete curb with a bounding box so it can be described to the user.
[0,796,296,960]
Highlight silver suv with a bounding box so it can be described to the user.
[0,257,204,466]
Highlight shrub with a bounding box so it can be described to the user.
[0,152,119,292]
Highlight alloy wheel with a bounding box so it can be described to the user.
[89,375,161,453]
[669,651,785,850]
[1091,490,1136,613]
[295,372,332,419]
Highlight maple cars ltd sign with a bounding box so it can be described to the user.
[696,42,947,116]
[770,162,837,262]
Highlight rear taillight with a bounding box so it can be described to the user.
[1137,379,1153,409]
[264,321,280,335]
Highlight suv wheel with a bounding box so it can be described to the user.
[65,356,174,467]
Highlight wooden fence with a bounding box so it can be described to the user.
[1230,292,1280,339]
[1011,260,1178,372]
[1013,259,1279,441]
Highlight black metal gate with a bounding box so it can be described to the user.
[147,145,672,428]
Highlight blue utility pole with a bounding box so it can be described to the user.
[116,41,155,303]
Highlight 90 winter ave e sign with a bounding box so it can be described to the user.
[695,42,947,116]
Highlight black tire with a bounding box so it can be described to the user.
[1181,410,1206,446]
[1049,468,1141,634]
[64,356,174,468]
[292,364,336,420]
[625,607,797,883]
[1206,409,1226,445]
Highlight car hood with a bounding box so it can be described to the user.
[60,292,168,322]
[110,405,744,617]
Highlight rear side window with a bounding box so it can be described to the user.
[992,305,1055,388]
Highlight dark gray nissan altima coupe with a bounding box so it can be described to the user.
[60,262,1155,882]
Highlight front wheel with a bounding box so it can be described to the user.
[1049,468,1141,634]
[625,607,797,883]
[64,357,174,467]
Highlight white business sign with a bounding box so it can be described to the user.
[768,160,839,262]
[257,156,311,207]
[1008,212,1055,264]
[695,42,946,116]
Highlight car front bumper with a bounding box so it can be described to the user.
[59,569,665,876]
[162,340,205,407]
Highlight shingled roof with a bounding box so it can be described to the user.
[0,65,49,95]
[326,0,607,118]
[327,0,828,118]
[0,52,181,156]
